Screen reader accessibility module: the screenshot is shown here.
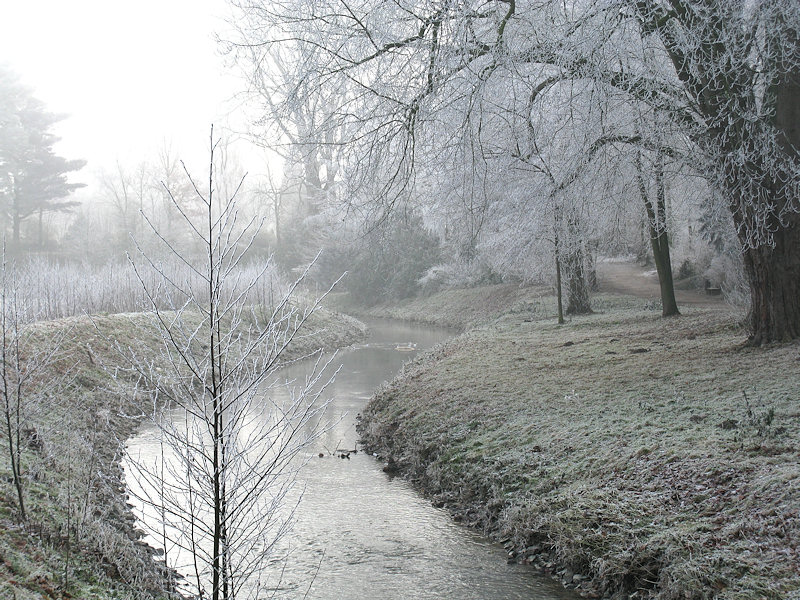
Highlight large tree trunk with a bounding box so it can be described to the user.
[644,0,800,341]
[565,254,591,315]
[740,213,800,344]
[729,157,800,343]
[561,210,592,316]
[565,244,592,315]
[627,0,800,341]
[738,50,800,344]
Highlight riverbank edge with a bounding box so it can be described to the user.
[355,287,799,599]
[0,304,367,599]
[329,282,552,332]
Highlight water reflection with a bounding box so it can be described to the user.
[126,319,574,599]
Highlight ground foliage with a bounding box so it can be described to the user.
[359,293,799,599]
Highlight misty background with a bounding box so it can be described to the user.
[0,0,756,315]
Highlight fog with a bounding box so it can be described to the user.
[1,3,799,599]
[0,0,791,318]
[0,0,261,174]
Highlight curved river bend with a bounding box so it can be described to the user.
[126,318,574,599]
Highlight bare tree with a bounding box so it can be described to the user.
[1,255,30,520]
[98,161,153,253]
[0,249,69,521]
[254,163,292,256]
[118,127,338,600]
[223,30,348,268]
[227,0,800,343]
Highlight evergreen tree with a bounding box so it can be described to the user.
[0,66,85,248]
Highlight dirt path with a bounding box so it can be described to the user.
[596,259,725,307]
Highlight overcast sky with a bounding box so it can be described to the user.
[1,0,265,183]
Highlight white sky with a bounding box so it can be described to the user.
[0,0,268,186]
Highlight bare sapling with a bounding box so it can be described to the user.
[116,127,339,600]
[0,247,71,523]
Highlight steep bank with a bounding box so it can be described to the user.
[357,292,799,599]
[0,305,366,599]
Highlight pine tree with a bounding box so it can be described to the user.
[0,66,85,248]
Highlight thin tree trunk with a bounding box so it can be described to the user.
[9,178,21,248]
[2,374,26,521]
[554,212,564,324]
[207,133,225,600]
[650,231,679,316]
[1,264,26,521]
[273,195,281,251]
[555,241,564,325]
[636,153,679,317]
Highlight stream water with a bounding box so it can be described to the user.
[125,318,575,599]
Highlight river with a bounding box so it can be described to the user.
[125,318,575,599]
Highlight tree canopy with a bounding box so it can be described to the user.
[0,66,85,247]
[229,0,800,343]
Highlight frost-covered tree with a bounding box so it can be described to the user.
[223,28,350,269]
[0,252,70,521]
[626,0,800,342]
[119,129,336,600]
[0,66,85,248]
[227,0,800,343]
[98,161,152,254]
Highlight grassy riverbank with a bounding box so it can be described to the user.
[335,282,553,331]
[357,289,800,599]
[0,304,366,599]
